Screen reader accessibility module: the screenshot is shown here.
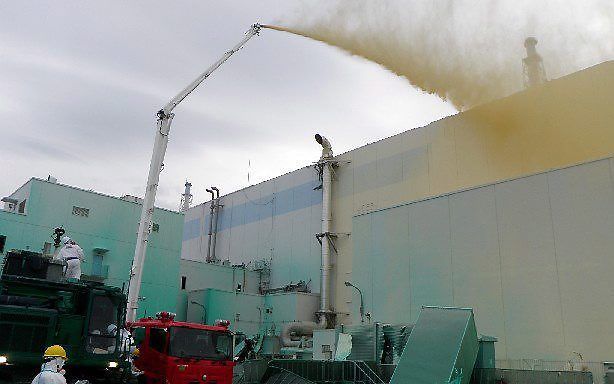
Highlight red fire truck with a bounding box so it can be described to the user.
[129,312,234,384]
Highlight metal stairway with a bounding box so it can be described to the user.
[389,306,479,384]
[264,367,317,384]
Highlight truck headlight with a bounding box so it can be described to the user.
[108,361,118,368]
[0,356,7,364]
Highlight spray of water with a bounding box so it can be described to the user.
[274,1,614,109]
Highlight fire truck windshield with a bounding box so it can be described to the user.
[168,327,232,360]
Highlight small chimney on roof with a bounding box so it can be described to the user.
[523,37,547,88]
[180,181,193,212]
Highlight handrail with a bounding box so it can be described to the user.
[352,361,387,384]
[267,364,318,384]
[268,360,385,384]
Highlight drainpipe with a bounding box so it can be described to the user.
[315,134,333,328]
[205,188,215,263]
[211,187,220,263]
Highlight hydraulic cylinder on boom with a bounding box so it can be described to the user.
[127,23,263,322]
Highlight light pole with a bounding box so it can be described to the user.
[190,300,206,324]
[345,281,365,323]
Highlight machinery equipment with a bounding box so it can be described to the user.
[127,23,263,322]
[0,249,128,383]
[129,312,235,384]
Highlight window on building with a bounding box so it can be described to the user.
[181,276,187,290]
[18,200,26,214]
[72,206,90,217]
[0,235,6,253]
[152,223,160,232]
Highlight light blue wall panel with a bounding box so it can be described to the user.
[408,197,454,318]
[495,174,565,359]
[229,194,247,264]
[352,158,614,362]
[351,214,373,322]
[189,289,263,335]
[547,160,614,359]
[448,186,507,357]
[371,208,410,323]
[353,149,378,196]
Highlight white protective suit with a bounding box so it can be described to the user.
[107,324,133,353]
[57,239,84,280]
[31,358,67,384]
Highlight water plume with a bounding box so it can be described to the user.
[275,1,614,110]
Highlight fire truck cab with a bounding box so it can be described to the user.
[129,312,234,384]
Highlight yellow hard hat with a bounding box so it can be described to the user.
[132,348,140,357]
[44,345,67,360]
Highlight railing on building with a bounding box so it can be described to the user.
[267,360,386,384]
[472,368,594,384]
[496,360,604,384]
[237,358,601,384]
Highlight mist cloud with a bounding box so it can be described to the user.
[285,1,614,109]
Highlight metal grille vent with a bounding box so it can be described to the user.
[72,206,90,217]
[0,313,50,325]
[0,315,50,353]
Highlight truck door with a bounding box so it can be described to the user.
[144,327,169,378]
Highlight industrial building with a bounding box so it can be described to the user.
[0,177,183,317]
[181,60,614,371]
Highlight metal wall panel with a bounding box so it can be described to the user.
[353,158,614,362]
[547,160,614,359]
[351,213,373,322]
[408,197,454,317]
[495,173,565,359]
[371,208,411,324]
[449,186,507,358]
[375,137,405,209]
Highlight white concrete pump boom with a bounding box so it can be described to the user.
[127,23,263,322]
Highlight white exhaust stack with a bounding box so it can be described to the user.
[522,37,547,88]
[180,181,193,212]
[315,133,333,327]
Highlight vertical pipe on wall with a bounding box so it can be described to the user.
[315,133,334,327]
[320,159,333,313]
[205,189,215,263]
[211,187,220,263]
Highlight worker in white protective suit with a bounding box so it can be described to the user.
[107,323,133,354]
[57,236,84,280]
[31,345,68,384]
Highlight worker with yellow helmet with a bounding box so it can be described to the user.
[31,345,68,384]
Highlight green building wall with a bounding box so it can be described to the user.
[0,178,183,318]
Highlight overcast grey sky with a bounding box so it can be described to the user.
[0,1,456,209]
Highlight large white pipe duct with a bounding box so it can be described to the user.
[280,321,320,347]
[315,134,333,327]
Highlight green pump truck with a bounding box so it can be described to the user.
[0,249,129,383]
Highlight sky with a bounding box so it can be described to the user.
[0,1,456,210]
